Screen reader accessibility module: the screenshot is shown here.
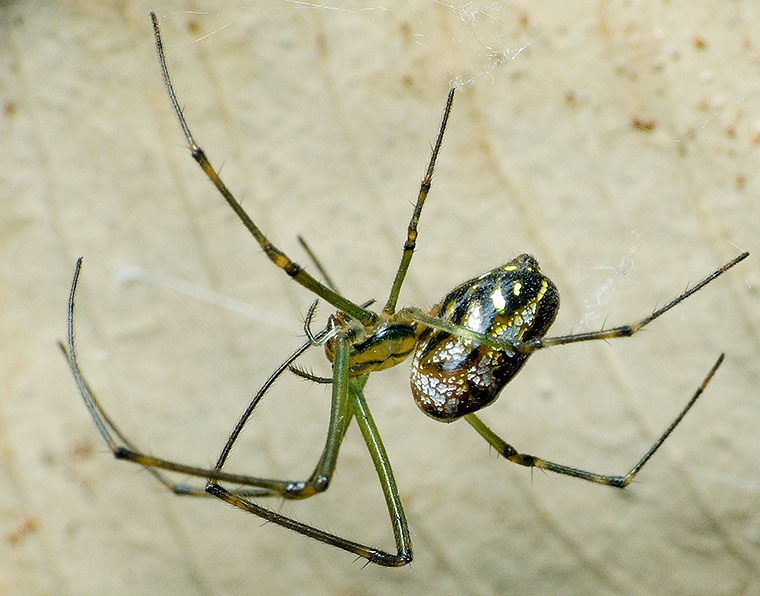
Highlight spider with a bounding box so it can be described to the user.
[61,12,749,567]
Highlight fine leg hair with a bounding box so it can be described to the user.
[464,354,724,487]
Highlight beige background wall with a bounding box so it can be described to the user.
[2,1,759,594]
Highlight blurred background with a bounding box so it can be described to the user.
[2,1,759,594]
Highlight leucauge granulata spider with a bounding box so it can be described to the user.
[61,12,749,567]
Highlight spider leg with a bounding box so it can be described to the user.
[63,258,327,497]
[383,87,456,315]
[463,354,724,487]
[149,13,375,327]
[402,251,748,354]
[528,252,748,352]
[208,335,413,566]
[59,339,213,496]
[66,259,411,564]
[208,329,354,499]
[297,235,339,293]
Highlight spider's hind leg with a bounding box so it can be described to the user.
[64,259,411,565]
[206,335,413,567]
[463,354,724,487]
[62,258,328,498]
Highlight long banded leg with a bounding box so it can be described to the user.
[464,354,724,487]
[63,258,333,497]
[149,13,375,326]
[402,251,748,354]
[207,334,413,566]
[383,87,456,315]
[209,327,353,499]
[529,252,748,351]
[65,256,411,566]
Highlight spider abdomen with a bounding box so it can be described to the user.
[410,254,560,421]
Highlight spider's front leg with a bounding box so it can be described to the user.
[149,12,374,327]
